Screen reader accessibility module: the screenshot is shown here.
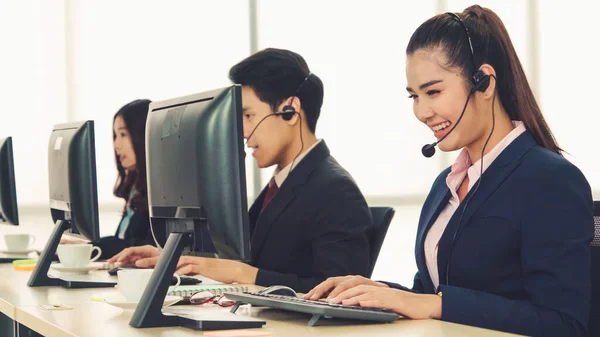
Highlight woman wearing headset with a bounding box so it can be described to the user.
[305,5,593,337]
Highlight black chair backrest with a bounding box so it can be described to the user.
[368,207,395,278]
[590,201,600,337]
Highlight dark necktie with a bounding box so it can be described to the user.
[261,177,279,210]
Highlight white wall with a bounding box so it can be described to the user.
[538,0,600,192]
[0,0,68,205]
[257,1,441,198]
[71,0,252,205]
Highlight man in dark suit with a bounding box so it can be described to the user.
[109,48,373,293]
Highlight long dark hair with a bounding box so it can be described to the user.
[113,99,151,214]
[406,5,561,154]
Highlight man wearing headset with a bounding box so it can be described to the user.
[109,48,373,293]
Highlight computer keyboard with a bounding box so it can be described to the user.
[226,292,400,326]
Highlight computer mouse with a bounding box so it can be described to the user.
[258,285,297,297]
[107,266,141,276]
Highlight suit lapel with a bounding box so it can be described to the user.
[248,186,267,237]
[436,131,537,284]
[416,178,451,292]
[250,184,297,261]
[250,141,331,261]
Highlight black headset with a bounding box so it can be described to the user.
[442,12,497,287]
[273,72,312,121]
[421,13,492,158]
[244,72,312,143]
[244,72,313,173]
[448,12,491,94]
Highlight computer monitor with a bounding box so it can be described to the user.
[0,136,24,263]
[47,121,100,241]
[29,121,113,288]
[0,137,19,226]
[130,85,262,330]
[146,85,251,261]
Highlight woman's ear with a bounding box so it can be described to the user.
[478,64,497,100]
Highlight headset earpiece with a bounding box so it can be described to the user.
[275,105,295,121]
[448,13,492,94]
[274,73,312,121]
[471,70,491,93]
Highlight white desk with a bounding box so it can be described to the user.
[0,211,124,320]
[0,265,120,320]
[0,263,121,337]
[0,261,527,337]
[0,226,527,337]
[15,302,527,337]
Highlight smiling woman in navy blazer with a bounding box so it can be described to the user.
[305,5,594,337]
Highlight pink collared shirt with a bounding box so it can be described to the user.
[424,121,526,290]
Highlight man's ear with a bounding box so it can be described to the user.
[281,96,302,125]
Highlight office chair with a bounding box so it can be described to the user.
[590,201,600,337]
[367,207,395,278]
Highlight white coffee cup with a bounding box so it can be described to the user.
[117,269,181,302]
[56,244,102,268]
[3,234,35,252]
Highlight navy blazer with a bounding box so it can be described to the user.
[386,131,593,337]
[92,209,166,259]
[249,141,373,293]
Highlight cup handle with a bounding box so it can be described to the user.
[90,246,102,262]
[28,236,36,247]
[172,273,181,292]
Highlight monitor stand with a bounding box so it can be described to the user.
[27,220,116,288]
[129,232,265,330]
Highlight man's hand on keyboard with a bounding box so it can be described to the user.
[136,255,259,284]
[107,245,159,265]
[304,275,389,301]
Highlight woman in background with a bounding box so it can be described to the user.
[63,99,163,258]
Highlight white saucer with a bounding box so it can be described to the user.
[0,249,36,255]
[50,262,104,274]
[103,295,182,310]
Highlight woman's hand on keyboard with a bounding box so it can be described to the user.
[304,276,389,301]
[107,245,160,265]
[327,285,442,320]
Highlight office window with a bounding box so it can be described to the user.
[256,1,439,197]
[70,0,251,204]
[538,0,600,194]
[0,1,68,204]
